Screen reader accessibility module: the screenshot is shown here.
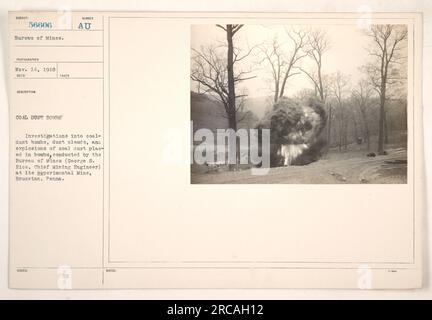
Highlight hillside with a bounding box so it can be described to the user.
[191,92,228,133]
[191,92,260,133]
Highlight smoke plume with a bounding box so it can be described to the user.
[256,97,327,166]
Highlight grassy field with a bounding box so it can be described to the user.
[191,141,407,184]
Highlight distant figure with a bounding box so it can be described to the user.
[366,152,376,157]
[356,137,363,145]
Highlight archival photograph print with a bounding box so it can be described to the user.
[190,23,408,184]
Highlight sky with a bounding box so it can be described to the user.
[191,24,374,99]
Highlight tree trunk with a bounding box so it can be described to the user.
[279,65,292,99]
[274,84,279,103]
[226,26,236,130]
[344,122,348,150]
[317,66,324,102]
[226,25,238,170]
[327,104,332,150]
[359,106,370,150]
[377,85,386,154]
[352,116,358,141]
[384,110,389,144]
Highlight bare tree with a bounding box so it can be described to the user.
[191,45,228,109]
[258,28,308,103]
[224,24,241,131]
[329,71,350,151]
[191,25,255,130]
[299,29,332,148]
[191,24,256,170]
[364,25,407,154]
[300,29,331,102]
[352,80,373,149]
[293,88,316,102]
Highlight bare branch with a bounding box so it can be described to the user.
[215,24,227,32]
[232,24,244,35]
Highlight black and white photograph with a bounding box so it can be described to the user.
[190,23,408,184]
[1,2,429,299]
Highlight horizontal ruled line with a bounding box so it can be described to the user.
[108,260,414,264]
[13,29,103,32]
[14,77,103,80]
[16,266,415,270]
[14,45,102,47]
[14,61,103,63]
